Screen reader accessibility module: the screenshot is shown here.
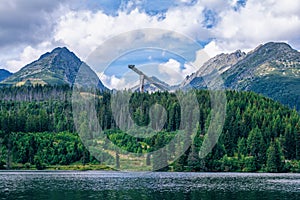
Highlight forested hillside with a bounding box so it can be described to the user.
[0,86,299,172]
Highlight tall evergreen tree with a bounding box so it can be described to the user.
[247,127,265,170]
[283,124,296,159]
[266,140,284,173]
[237,137,247,159]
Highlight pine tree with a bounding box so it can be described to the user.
[283,124,296,160]
[247,127,265,170]
[296,132,300,160]
[237,137,247,159]
[266,140,284,172]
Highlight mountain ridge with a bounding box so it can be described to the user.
[1,42,299,110]
[181,42,300,110]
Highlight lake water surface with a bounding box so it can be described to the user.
[0,171,299,200]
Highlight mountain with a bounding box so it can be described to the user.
[180,50,246,89]
[181,42,300,110]
[0,69,12,82]
[0,47,107,91]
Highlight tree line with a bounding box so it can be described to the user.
[0,85,299,172]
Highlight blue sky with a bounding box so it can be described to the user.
[83,0,198,15]
[0,0,299,89]
[85,28,206,87]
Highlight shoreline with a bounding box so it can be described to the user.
[1,166,299,173]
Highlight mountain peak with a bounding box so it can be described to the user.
[52,46,69,52]
[38,47,77,61]
[250,42,294,55]
[0,47,107,91]
[51,47,76,57]
[263,42,292,48]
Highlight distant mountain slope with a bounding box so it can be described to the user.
[0,47,107,91]
[0,69,12,82]
[181,42,300,110]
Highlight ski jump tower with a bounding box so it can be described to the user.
[128,65,169,93]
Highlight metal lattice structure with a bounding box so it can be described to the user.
[128,65,169,92]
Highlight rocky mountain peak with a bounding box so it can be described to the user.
[247,42,298,60]
[52,46,69,53]
[0,47,107,91]
[38,47,80,64]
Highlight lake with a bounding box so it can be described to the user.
[0,171,299,200]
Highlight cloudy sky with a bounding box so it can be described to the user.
[1,0,300,89]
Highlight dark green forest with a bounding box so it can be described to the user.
[0,86,299,172]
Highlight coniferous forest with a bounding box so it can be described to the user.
[0,85,299,172]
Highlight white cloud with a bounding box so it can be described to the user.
[158,59,196,85]
[98,72,125,90]
[5,42,55,72]
[212,0,300,51]
[3,0,300,75]
[189,46,213,69]
[52,0,299,59]
[98,72,139,90]
[53,3,210,60]
[203,40,225,57]
[54,9,159,58]
[182,63,196,76]
[159,59,181,73]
